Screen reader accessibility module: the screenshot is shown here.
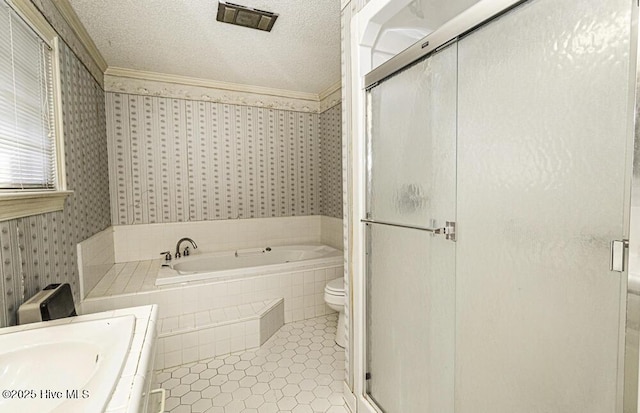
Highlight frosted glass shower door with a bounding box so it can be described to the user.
[365,44,457,413]
[455,0,632,412]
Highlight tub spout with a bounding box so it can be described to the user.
[175,238,198,259]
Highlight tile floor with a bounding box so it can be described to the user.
[155,314,348,413]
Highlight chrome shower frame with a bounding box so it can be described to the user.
[354,0,640,412]
[624,0,640,411]
[363,0,528,89]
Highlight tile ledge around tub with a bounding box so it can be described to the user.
[85,257,342,299]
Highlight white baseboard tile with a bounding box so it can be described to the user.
[344,380,357,412]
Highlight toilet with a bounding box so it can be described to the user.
[324,277,346,348]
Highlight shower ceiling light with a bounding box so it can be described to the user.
[216,1,278,32]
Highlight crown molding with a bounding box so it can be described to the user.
[319,81,342,112]
[105,67,342,113]
[319,80,342,101]
[105,67,320,102]
[104,73,320,113]
[49,0,108,73]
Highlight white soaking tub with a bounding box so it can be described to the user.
[156,244,342,286]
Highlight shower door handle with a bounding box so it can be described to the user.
[360,219,456,242]
[610,239,629,272]
[436,221,456,242]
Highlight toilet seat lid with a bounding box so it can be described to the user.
[325,278,344,294]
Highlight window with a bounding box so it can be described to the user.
[0,0,69,221]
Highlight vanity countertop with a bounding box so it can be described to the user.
[0,304,158,413]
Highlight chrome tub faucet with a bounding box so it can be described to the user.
[175,237,198,259]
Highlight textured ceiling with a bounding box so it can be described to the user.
[67,0,341,94]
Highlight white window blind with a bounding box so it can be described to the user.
[0,0,57,190]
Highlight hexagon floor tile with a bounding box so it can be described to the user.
[155,314,349,413]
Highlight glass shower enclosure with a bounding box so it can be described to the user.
[362,0,636,411]
[365,43,457,413]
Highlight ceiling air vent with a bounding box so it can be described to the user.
[216,1,278,32]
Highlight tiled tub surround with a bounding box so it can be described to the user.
[320,216,343,252]
[114,216,343,263]
[0,305,158,413]
[78,216,343,369]
[82,261,343,369]
[76,216,342,300]
[77,226,116,298]
[84,258,342,316]
[156,244,342,286]
[155,299,285,371]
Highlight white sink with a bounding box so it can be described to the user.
[0,315,135,413]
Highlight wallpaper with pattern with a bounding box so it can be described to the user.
[107,93,342,225]
[320,104,343,219]
[0,42,110,327]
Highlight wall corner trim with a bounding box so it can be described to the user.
[49,0,108,73]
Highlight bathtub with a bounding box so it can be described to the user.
[156,244,342,286]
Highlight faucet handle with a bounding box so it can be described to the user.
[183,246,190,256]
[160,251,172,261]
